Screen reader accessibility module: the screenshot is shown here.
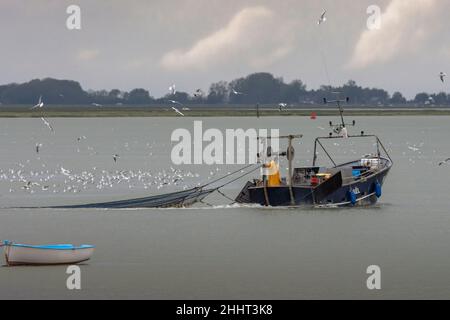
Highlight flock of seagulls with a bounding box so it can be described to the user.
[4,95,232,196]
[0,122,221,196]
[167,86,205,116]
[1,164,208,195]
[29,94,123,165]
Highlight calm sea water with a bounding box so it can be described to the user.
[0,116,449,299]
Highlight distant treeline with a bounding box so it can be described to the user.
[0,73,449,106]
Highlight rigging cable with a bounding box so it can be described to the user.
[313,13,333,90]
[196,163,258,190]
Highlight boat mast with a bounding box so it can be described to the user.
[258,134,302,206]
[323,93,355,135]
[284,135,302,205]
[287,135,295,205]
[337,99,345,128]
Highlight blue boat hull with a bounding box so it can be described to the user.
[238,167,390,207]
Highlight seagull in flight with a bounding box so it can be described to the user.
[171,106,185,116]
[168,100,186,116]
[92,103,103,107]
[193,89,204,98]
[35,143,42,154]
[21,181,32,190]
[439,158,450,166]
[41,117,54,132]
[231,88,245,95]
[61,167,71,176]
[31,95,44,110]
[318,10,327,25]
[169,100,184,106]
[439,72,447,83]
[278,103,287,111]
[169,84,177,95]
[113,154,120,163]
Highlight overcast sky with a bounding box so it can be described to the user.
[0,0,449,98]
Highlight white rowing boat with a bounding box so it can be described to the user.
[1,241,95,266]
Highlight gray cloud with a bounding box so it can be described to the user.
[160,6,294,71]
[348,0,440,68]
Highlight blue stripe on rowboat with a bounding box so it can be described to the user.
[3,241,94,250]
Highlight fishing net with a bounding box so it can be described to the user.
[53,187,216,209]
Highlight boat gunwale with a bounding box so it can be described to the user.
[3,243,95,250]
[247,156,393,191]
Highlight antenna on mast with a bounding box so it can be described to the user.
[323,92,355,136]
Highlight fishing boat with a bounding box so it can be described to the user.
[235,97,393,208]
[1,240,95,266]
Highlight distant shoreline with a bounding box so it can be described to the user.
[1,105,449,117]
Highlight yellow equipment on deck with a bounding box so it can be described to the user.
[266,160,281,187]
